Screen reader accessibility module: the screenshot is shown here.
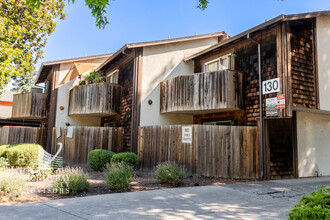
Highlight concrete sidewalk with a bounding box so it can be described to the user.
[1,177,329,220]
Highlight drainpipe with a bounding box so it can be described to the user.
[247,33,264,179]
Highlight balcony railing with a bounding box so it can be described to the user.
[160,70,243,114]
[69,82,121,117]
[12,92,48,119]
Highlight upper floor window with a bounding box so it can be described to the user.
[204,54,230,72]
[107,70,119,84]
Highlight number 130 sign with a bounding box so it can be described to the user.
[262,78,281,95]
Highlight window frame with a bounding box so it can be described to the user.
[204,54,231,72]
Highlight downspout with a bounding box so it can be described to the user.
[247,33,264,179]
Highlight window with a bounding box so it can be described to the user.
[107,70,119,84]
[204,54,230,72]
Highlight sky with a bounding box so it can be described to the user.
[37,0,330,69]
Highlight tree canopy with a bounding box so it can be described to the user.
[28,0,210,29]
[0,0,65,95]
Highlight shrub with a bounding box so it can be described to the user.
[29,169,53,182]
[88,149,115,171]
[288,186,330,220]
[53,167,90,195]
[111,152,138,167]
[155,162,185,186]
[105,162,133,192]
[0,169,27,202]
[6,144,40,167]
[0,145,10,158]
[0,157,9,169]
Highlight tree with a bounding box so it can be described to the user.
[0,0,65,95]
[28,0,210,29]
[11,71,37,93]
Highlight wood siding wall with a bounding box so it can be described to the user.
[290,20,316,109]
[0,126,46,146]
[69,83,121,117]
[160,70,243,114]
[12,93,48,119]
[52,127,124,165]
[138,125,259,179]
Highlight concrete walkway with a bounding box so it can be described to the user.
[1,177,329,220]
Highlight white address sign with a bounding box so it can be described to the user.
[262,78,281,95]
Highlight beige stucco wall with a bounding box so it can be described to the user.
[55,78,101,127]
[297,111,330,177]
[140,38,219,126]
[317,16,330,111]
[57,57,108,87]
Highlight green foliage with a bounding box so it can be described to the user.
[29,169,53,181]
[27,0,211,29]
[105,162,133,192]
[288,187,330,220]
[111,152,138,168]
[0,145,10,158]
[0,0,65,94]
[197,0,209,10]
[0,157,9,169]
[88,149,115,171]
[53,167,90,195]
[155,162,185,186]
[0,169,27,202]
[11,71,37,93]
[6,143,40,167]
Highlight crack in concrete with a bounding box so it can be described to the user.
[39,202,88,220]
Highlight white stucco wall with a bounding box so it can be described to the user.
[140,38,219,126]
[317,16,330,111]
[297,111,330,177]
[55,78,101,127]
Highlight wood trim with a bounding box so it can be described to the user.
[312,18,320,109]
[130,48,143,153]
[292,111,298,178]
[46,64,60,152]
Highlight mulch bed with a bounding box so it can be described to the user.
[1,168,251,205]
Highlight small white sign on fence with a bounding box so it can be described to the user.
[182,126,192,144]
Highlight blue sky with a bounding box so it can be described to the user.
[37,0,330,69]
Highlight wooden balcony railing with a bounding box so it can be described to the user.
[69,83,121,117]
[160,70,243,114]
[12,93,48,119]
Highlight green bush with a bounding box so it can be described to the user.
[288,186,330,220]
[6,144,40,167]
[0,157,9,169]
[0,145,10,158]
[88,149,115,171]
[106,162,133,192]
[111,152,138,167]
[0,169,27,202]
[53,167,90,195]
[155,162,185,186]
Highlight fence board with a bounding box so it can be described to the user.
[138,125,259,179]
[52,127,124,165]
[0,126,46,146]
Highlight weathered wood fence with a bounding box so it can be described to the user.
[69,83,121,117]
[12,92,48,119]
[138,125,259,179]
[0,126,46,146]
[160,70,243,113]
[52,126,124,165]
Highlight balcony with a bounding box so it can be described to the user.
[160,70,243,114]
[69,83,121,117]
[12,92,48,119]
